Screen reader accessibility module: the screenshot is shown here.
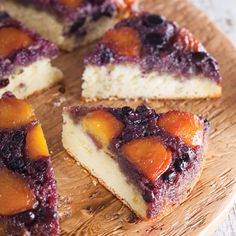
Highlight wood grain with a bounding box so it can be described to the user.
[26,0,236,235]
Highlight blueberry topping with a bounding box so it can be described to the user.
[143,190,155,203]
[174,154,190,173]
[37,207,56,223]
[122,106,133,115]
[191,51,208,63]
[6,156,25,171]
[162,170,177,183]
[144,32,165,48]
[143,15,164,27]
[70,18,86,33]
[0,79,9,88]
[19,211,36,224]
[12,130,25,143]
[100,47,113,64]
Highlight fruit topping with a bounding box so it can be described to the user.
[143,15,164,27]
[103,27,141,57]
[121,137,172,182]
[157,111,204,146]
[174,153,190,173]
[61,0,83,10]
[81,110,124,148]
[0,27,33,57]
[0,98,35,129]
[177,28,200,52]
[26,124,49,160]
[0,168,37,216]
[144,32,165,48]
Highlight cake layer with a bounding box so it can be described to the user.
[82,64,222,100]
[0,59,62,99]
[62,112,148,218]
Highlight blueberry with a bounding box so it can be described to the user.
[19,211,36,224]
[143,15,164,27]
[0,79,9,88]
[70,18,86,33]
[6,156,25,171]
[12,130,25,143]
[144,32,165,48]
[122,106,133,115]
[191,52,208,63]
[100,48,113,64]
[143,190,155,203]
[174,154,190,173]
[103,5,115,18]
[37,207,56,223]
[162,170,177,183]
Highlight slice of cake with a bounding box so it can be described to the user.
[82,12,222,100]
[0,12,63,99]
[62,104,209,219]
[2,0,139,51]
[0,93,58,235]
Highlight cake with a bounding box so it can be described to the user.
[2,0,139,51]
[82,12,222,100]
[62,104,209,219]
[0,93,58,235]
[0,12,63,99]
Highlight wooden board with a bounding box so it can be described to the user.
[27,0,236,235]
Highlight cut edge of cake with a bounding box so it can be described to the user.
[0,59,63,99]
[62,108,208,220]
[82,64,222,101]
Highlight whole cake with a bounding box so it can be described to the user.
[2,0,139,51]
[82,12,222,100]
[0,12,63,99]
[0,93,58,235]
[62,104,209,219]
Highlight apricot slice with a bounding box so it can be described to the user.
[26,124,49,160]
[178,28,200,52]
[81,110,124,148]
[0,168,37,216]
[157,111,205,146]
[61,0,83,9]
[121,137,172,182]
[103,27,141,57]
[0,98,35,129]
[0,27,33,57]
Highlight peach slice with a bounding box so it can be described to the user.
[0,168,37,216]
[0,98,35,129]
[103,27,141,57]
[157,111,205,146]
[81,110,124,148]
[61,0,83,10]
[0,27,33,57]
[121,137,172,182]
[26,124,49,160]
[177,28,200,52]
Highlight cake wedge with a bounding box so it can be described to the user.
[2,0,139,51]
[62,104,209,219]
[82,12,222,100]
[0,12,63,99]
[0,93,58,235]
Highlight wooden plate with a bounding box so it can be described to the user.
[27,0,236,235]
